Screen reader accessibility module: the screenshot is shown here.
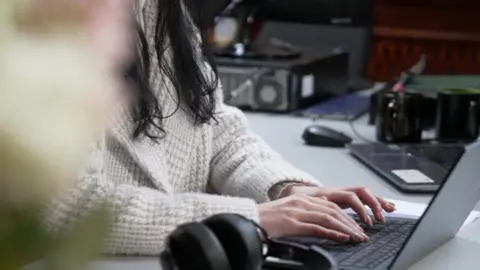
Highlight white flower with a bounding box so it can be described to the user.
[0,0,120,205]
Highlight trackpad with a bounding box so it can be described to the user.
[370,154,446,184]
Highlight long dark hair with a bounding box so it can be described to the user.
[125,0,219,140]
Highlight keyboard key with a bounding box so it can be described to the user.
[324,215,418,268]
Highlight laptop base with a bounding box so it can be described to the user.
[347,143,464,194]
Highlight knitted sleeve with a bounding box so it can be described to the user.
[208,84,322,203]
[42,139,258,256]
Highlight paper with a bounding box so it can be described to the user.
[347,199,480,229]
[392,170,435,184]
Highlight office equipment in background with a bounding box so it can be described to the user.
[348,142,466,194]
[254,0,373,90]
[217,49,348,112]
[369,75,480,127]
[213,0,374,113]
[435,88,480,143]
[160,213,338,270]
[223,68,272,103]
[370,55,427,128]
[302,125,352,148]
[212,0,302,59]
[375,90,424,143]
[283,141,480,269]
[297,92,370,121]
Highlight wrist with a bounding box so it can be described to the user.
[268,181,301,200]
[278,181,320,198]
[277,182,304,198]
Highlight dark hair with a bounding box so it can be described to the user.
[125,0,218,140]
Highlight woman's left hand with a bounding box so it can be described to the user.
[279,185,396,226]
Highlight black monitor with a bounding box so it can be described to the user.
[198,0,372,26]
[209,0,373,88]
[255,0,372,27]
[254,0,373,88]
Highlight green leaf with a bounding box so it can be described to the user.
[45,204,113,270]
[0,206,54,270]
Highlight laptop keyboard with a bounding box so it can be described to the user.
[322,215,417,269]
[282,215,417,269]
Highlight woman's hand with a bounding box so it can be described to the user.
[279,185,396,226]
[258,194,369,243]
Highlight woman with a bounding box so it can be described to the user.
[44,0,395,255]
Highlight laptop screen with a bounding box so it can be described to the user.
[389,141,480,270]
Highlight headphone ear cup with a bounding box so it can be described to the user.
[165,222,232,270]
[203,214,263,270]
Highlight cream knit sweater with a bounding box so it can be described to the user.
[42,0,320,256]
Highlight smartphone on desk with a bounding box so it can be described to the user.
[264,257,303,270]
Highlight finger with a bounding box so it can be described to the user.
[344,187,396,213]
[296,210,368,242]
[306,196,363,232]
[303,196,364,234]
[352,188,386,223]
[325,201,364,232]
[328,191,373,227]
[293,221,350,242]
[377,196,396,212]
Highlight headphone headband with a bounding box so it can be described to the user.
[161,214,338,270]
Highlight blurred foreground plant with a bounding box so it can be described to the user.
[0,0,131,269]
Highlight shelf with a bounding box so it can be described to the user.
[373,27,480,42]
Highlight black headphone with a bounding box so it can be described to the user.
[160,213,338,270]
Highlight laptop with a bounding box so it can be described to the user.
[347,142,465,193]
[267,141,480,270]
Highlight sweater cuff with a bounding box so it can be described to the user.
[238,161,322,203]
[268,181,318,200]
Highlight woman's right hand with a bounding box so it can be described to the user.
[258,194,369,243]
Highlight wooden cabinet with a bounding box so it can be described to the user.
[366,0,480,81]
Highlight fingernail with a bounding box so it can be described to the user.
[362,233,369,240]
[364,210,373,226]
[355,233,367,242]
[387,202,396,210]
[367,216,373,227]
[378,212,386,224]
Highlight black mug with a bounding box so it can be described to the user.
[435,88,480,142]
[376,91,423,143]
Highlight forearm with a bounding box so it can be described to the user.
[42,176,258,256]
[210,106,321,202]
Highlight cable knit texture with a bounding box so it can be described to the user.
[42,0,321,256]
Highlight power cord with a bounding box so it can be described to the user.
[347,115,375,143]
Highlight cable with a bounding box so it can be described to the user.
[214,0,242,24]
[347,115,375,143]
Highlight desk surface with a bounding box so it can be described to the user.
[247,113,433,205]
[75,113,480,269]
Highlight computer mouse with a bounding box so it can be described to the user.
[302,125,353,148]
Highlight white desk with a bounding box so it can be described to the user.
[68,114,480,269]
[87,221,480,270]
[247,113,431,205]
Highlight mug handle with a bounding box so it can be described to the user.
[386,100,399,136]
[468,100,478,135]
